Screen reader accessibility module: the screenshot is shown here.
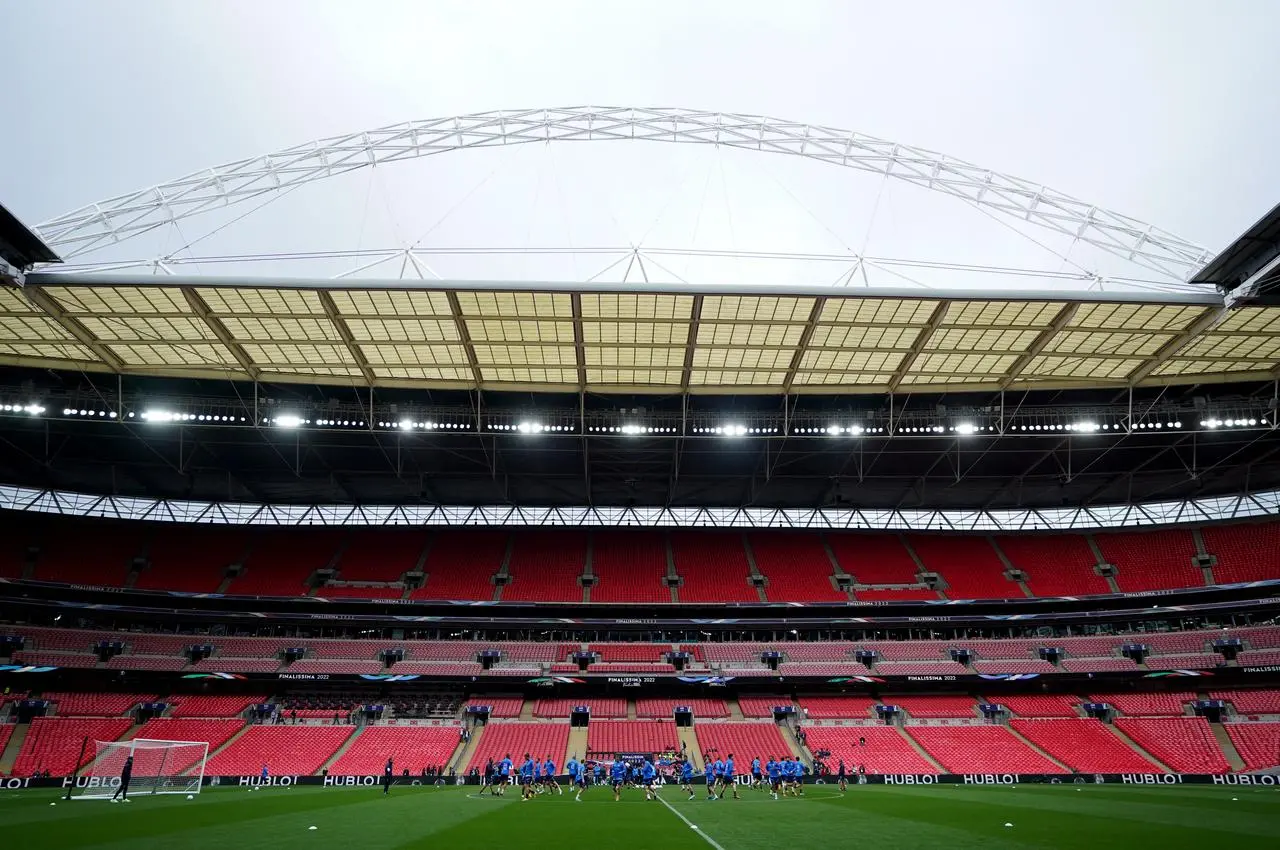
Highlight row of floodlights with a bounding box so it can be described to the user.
[691,425,780,435]
[377,421,465,430]
[1202,418,1267,428]
[793,425,888,435]
[0,403,45,415]
[62,408,117,418]
[141,411,246,423]
[586,425,681,434]
[489,422,575,433]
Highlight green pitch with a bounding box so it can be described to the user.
[2,782,1278,850]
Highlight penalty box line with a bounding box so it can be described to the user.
[656,794,727,850]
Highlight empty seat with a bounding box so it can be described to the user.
[590,532,670,603]
[1225,723,1280,770]
[465,722,570,773]
[1009,719,1160,773]
[891,695,978,719]
[13,717,133,776]
[588,720,678,755]
[694,722,791,764]
[671,533,757,602]
[803,725,937,774]
[503,532,585,603]
[749,533,845,602]
[1115,717,1230,773]
[205,725,356,776]
[907,726,1060,773]
[328,726,459,775]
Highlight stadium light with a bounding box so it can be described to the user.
[141,409,177,423]
[274,414,304,429]
[954,423,977,435]
[2,403,46,415]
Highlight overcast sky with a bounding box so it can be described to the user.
[4,1,1279,290]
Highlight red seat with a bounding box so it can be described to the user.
[671,533,757,602]
[503,532,585,603]
[749,532,845,602]
[13,717,133,776]
[410,531,506,601]
[891,695,978,719]
[1114,717,1230,773]
[328,726,459,775]
[588,720,678,755]
[1009,719,1160,772]
[1225,723,1280,770]
[907,726,1060,773]
[993,694,1080,717]
[694,722,790,765]
[204,725,356,776]
[803,725,937,774]
[590,532,670,603]
[465,722,570,773]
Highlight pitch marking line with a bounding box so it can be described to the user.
[657,794,728,850]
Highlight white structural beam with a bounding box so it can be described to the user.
[34,107,1214,280]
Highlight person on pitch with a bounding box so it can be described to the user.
[383,756,394,796]
[110,755,133,803]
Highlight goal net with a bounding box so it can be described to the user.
[70,738,209,799]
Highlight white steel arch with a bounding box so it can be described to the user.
[34,107,1213,281]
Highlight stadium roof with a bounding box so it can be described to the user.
[2,274,1277,396]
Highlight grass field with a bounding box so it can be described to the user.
[3,782,1278,850]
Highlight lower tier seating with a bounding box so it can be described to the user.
[802,725,937,774]
[737,696,790,718]
[1114,717,1230,773]
[694,722,790,763]
[204,725,356,776]
[534,698,626,719]
[799,696,877,719]
[1008,719,1161,773]
[169,695,266,718]
[588,720,678,755]
[468,696,524,718]
[1224,723,1280,770]
[1089,692,1194,716]
[891,695,978,718]
[1212,689,1280,714]
[465,722,570,773]
[13,717,133,776]
[907,726,1061,773]
[327,726,460,775]
[637,698,728,719]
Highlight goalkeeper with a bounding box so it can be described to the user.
[110,756,133,803]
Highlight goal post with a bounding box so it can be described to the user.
[69,738,209,799]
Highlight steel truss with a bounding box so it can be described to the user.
[2,482,1276,532]
[32,107,1213,281]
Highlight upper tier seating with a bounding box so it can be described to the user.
[588,720,678,755]
[44,692,156,716]
[1114,717,1230,773]
[334,529,426,582]
[136,525,248,593]
[13,717,133,776]
[852,588,939,600]
[1060,657,1141,673]
[798,696,877,719]
[590,644,673,663]
[169,695,265,718]
[410,531,507,601]
[911,535,1017,599]
[327,726,459,775]
[1212,689,1280,714]
[996,534,1110,596]
[637,698,728,719]
[890,695,978,718]
[972,660,1061,674]
[469,696,524,718]
[1009,719,1161,772]
[31,521,143,587]
[1089,692,1194,716]
[803,725,937,774]
[11,651,100,668]
[589,532,670,603]
[826,534,919,584]
[534,698,626,719]
[874,661,970,676]
[1225,723,1280,770]
[465,722,570,773]
[749,533,845,602]
[227,530,345,596]
[993,694,1081,717]
[503,532,585,603]
[205,725,356,776]
[671,532,757,602]
[1201,522,1280,584]
[737,696,791,718]
[695,722,791,763]
[907,726,1061,773]
[1097,529,1202,593]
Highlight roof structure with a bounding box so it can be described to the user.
[2,275,1278,395]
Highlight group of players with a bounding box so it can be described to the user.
[479,751,824,802]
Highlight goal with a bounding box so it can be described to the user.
[69,738,209,799]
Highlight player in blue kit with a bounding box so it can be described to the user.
[679,757,695,800]
[751,756,762,790]
[640,757,658,801]
[767,757,782,800]
[520,754,536,801]
[719,753,740,800]
[543,756,560,795]
[566,756,585,802]
[494,754,512,797]
[531,756,542,794]
[704,753,718,800]
[610,757,627,802]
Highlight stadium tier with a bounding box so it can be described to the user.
[327,726,460,775]
[1113,717,1231,773]
[890,695,979,719]
[168,695,266,718]
[694,722,791,763]
[588,532,670,603]
[737,696,791,718]
[4,520,1280,601]
[503,532,586,603]
[1088,692,1196,716]
[637,698,728,719]
[1008,719,1162,773]
[748,533,845,602]
[469,696,525,718]
[670,532,758,602]
[132,718,245,755]
[588,720,678,755]
[204,725,356,776]
[42,691,157,716]
[465,723,571,774]
[13,717,134,776]
[534,698,626,719]
[906,726,1061,773]
[799,696,878,719]
[1224,723,1280,770]
[802,725,938,774]
[992,695,1081,717]
[411,531,508,601]
[1212,689,1280,714]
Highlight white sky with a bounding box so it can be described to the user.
[4,0,1279,291]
